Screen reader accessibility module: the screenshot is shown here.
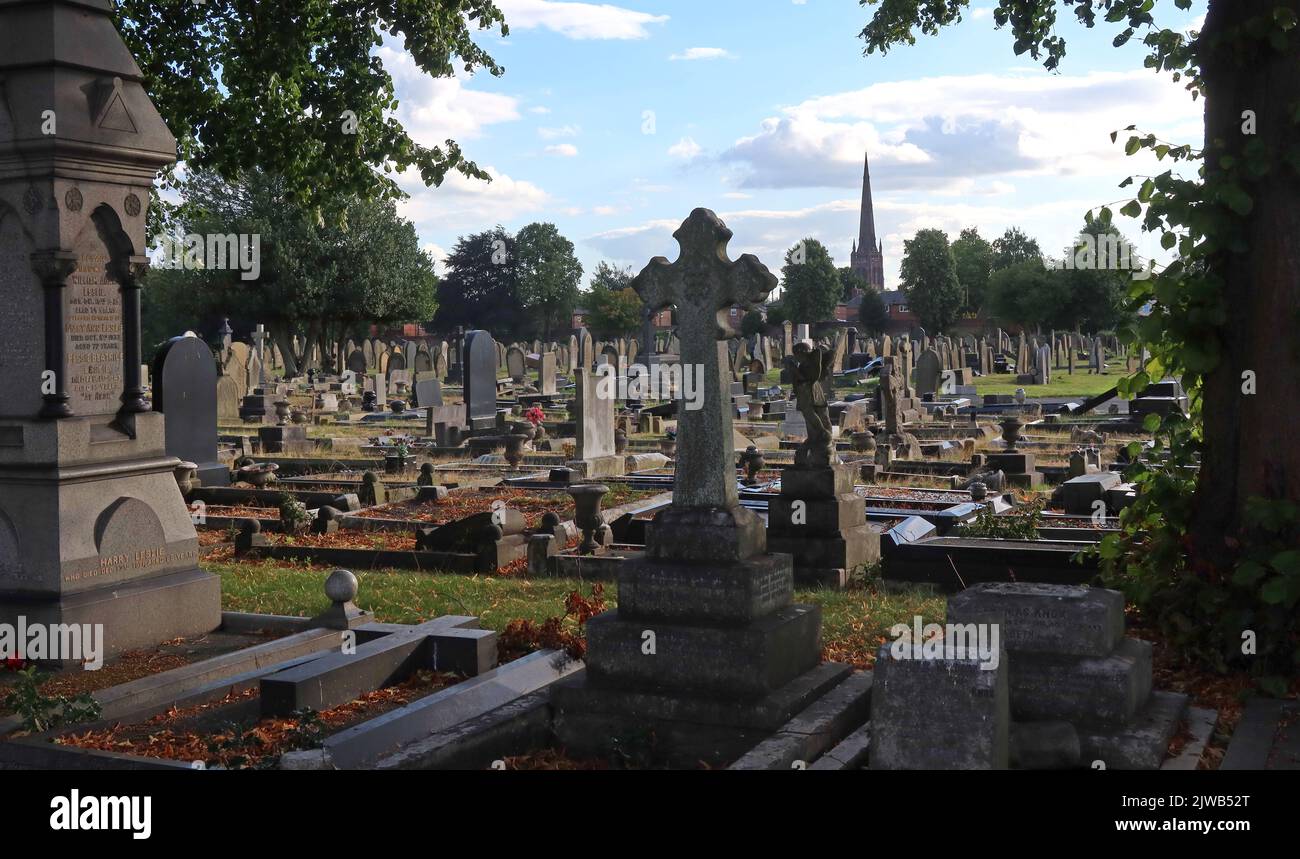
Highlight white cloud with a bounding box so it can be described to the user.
[593,205,620,216]
[529,106,552,115]
[538,125,580,139]
[378,45,520,142]
[396,165,549,230]
[496,0,668,40]
[971,6,994,19]
[668,136,703,159]
[545,143,579,157]
[669,47,735,61]
[720,70,1200,190]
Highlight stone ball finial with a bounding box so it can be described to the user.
[240,518,261,535]
[969,482,988,501]
[324,569,358,604]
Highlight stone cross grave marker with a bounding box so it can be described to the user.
[630,209,777,509]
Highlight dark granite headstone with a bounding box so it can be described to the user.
[461,330,498,431]
[151,335,229,486]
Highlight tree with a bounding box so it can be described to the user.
[515,222,583,340]
[838,267,870,304]
[585,288,643,339]
[858,0,1300,675]
[987,260,1069,333]
[1056,213,1136,333]
[433,227,525,338]
[991,227,1042,271]
[141,169,436,376]
[951,227,994,312]
[898,229,963,333]
[780,239,841,325]
[114,1,507,212]
[857,289,890,336]
[590,261,634,292]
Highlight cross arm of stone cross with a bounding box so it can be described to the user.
[630,208,776,338]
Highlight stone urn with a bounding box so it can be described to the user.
[509,420,535,441]
[614,428,628,455]
[504,433,530,467]
[567,483,609,555]
[290,408,307,424]
[748,401,765,420]
[389,399,407,414]
[273,400,291,425]
[739,445,765,486]
[361,391,378,412]
[238,462,279,488]
[417,462,436,487]
[659,436,676,457]
[173,461,198,495]
[969,481,988,502]
[998,417,1024,450]
[532,420,548,442]
[1014,387,1027,405]
[851,430,877,454]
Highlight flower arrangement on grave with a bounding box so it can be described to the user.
[524,405,545,427]
[278,493,312,534]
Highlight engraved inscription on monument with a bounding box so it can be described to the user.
[64,253,123,414]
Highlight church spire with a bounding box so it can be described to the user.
[857,152,878,252]
[849,150,885,291]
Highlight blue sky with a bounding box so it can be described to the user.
[388,0,1207,295]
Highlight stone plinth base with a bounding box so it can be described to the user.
[565,455,625,479]
[552,661,852,767]
[767,464,879,587]
[0,567,221,665]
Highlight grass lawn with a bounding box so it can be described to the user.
[209,560,944,669]
[973,366,1126,398]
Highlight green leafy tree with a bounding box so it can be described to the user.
[515,222,583,340]
[838,266,870,304]
[142,169,436,375]
[951,227,994,312]
[433,227,525,338]
[740,309,766,338]
[114,0,508,214]
[780,239,840,325]
[589,261,634,292]
[857,0,1300,678]
[585,288,644,339]
[991,227,1042,271]
[1057,212,1136,333]
[856,288,890,336]
[987,260,1070,333]
[898,229,963,332]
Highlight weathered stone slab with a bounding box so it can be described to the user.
[947,582,1125,658]
[869,641,1009,769]
[1008,637,1153,728]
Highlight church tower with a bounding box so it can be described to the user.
[849,152,885,291]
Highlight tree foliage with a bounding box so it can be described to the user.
[951,226,994,312]
[433,227,523,337]
[780,239,841,325]
[991,226,1043,271]
[115,0,508,215]
[899,228,963,332]
[856,287,890,336]
[141,169,436,375]
[589,261,634,292]
[585,288,644,339]
[515,222,583,340]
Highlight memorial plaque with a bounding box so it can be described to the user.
[64,248,123,415]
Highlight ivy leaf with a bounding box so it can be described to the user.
[1120,200,1142,218]
[1260,577,1289,605]
[1220,183,1254,215]
[1233,561,1268,587]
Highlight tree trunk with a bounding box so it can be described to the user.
[1192,0,1300,561]
[273,329,299,378]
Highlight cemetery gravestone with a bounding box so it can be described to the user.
[152,336,230,486]
[553,209,835,765]
[461,330,498,432]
